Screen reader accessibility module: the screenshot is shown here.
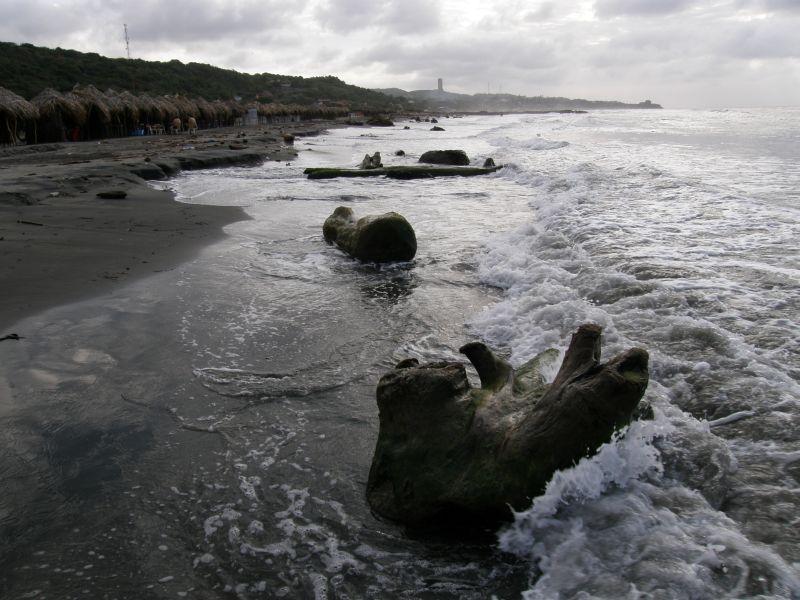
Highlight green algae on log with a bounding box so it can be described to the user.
[323,206,417,263]
[304,165,502,180]
[366,324,650,531]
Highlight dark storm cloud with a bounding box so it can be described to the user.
[594,0,695,17]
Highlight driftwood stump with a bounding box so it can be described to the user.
[367,324,649,530]
[323,206,417,263]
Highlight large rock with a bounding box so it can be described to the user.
[323,206,417,263]
[367,324,649,530]
[418,150,470,165]
[367,115,394,127]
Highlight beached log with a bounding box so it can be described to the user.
[419,150,470,165]
[323,206,416,262]
[304,165,501,180]
[367,324,649,530]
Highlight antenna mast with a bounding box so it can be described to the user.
[124,24,131,59]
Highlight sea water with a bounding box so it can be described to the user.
[0,109,798,598]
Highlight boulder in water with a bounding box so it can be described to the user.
[367,115,394,127]
[430,126,445,131]
[419,150,469,166]
[367,324,649,530]
[483,157,496,168]
[323,206,417,263]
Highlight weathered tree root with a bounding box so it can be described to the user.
[366,324,649,530]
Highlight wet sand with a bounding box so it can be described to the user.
[0,124,333,332]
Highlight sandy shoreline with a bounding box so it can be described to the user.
[0,122,337,332]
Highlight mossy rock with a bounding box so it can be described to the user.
[419,150,470,166]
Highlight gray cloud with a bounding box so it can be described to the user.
[1,0,798,107]
[736,0,800,11]
[594,0,695,17]
[314,0,441,34]
[524,3,556,21]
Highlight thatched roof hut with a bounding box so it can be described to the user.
[225,98,246,119]
[72,84,112,123]
[0,86,39,144]
[103,88,125,119]
[72,84,113,139]
[169,95,198,119]
[155,95,180,120]
[115,90,141,123]
[136,93,161,123]
[31,88,87,124]
[30,88,87,142]
[212,100,232,123]
[194,96,216,122]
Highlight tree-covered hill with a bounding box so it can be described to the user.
[0,41,403,110]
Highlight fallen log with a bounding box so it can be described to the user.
[304,165,502,180]
[367,324,649,531]
[323,206,417,263]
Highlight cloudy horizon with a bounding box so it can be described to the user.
[1,0,798,108]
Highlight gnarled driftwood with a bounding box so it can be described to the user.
[367,324,649,530]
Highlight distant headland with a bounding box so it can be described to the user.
[374,82,662,112]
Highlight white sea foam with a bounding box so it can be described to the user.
[164,109,800,598]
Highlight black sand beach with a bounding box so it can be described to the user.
[0,125,327,332]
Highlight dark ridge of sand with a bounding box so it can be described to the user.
[0,123,333,332]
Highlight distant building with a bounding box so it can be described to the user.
[437,78,443,92]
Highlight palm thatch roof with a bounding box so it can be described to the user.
[224,99,246,118]
[30,88,86,124]
[115,90,141,122]
[194,97,216,121]
[169,95,198,119]
[155,95,179,120]
[0,86,39,121]
[72,84,112,123]
[212,100,232,120]
[136,93,160,120]
[103,88,125,119]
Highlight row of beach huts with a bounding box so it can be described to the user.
[0,84,350,145]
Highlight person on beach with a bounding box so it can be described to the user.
[187,116,197,135]
[171,117,181,134]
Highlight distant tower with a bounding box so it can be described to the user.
[123,24,131,59]
[437,78,443,92]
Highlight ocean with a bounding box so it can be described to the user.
[0,109,798,598]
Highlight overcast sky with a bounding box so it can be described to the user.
[1,0,799,107]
